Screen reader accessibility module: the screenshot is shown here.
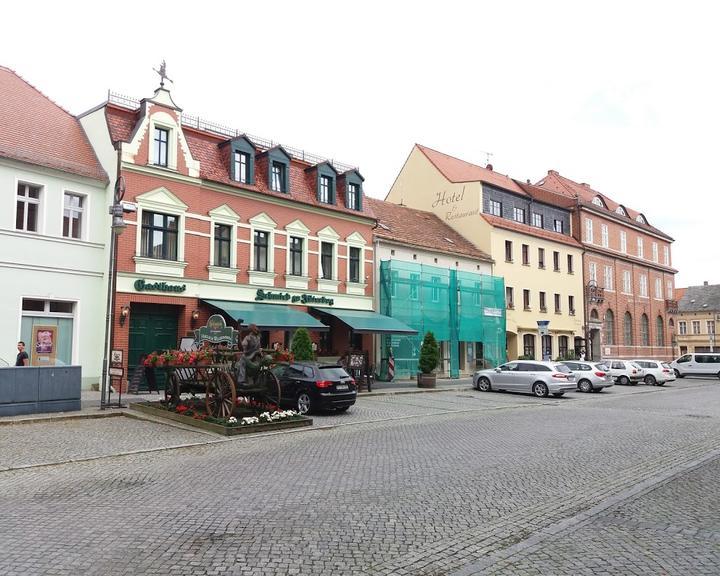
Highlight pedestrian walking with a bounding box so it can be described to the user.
[15,341,29,366]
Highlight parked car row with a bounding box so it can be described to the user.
[473,357,677,398]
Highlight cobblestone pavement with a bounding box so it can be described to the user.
[0,379,718,575]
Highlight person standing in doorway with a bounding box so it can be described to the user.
[15,341,29,366]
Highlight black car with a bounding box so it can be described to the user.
[271,362,357,414]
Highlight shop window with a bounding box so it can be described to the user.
[20,298,75,366]
[141,211,178,260]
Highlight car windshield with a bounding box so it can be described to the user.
[318,366,350,380]
[661,362,672,369]
[631,362,642,369]
[595,363,609,371]
[552,364,572,373]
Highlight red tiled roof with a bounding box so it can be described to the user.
[535,170,671,239]
[366,197,493,261]
[481,213,582,248]
[675,287,686,301]
[105,106,375,220]
[0,66,107,182]
[416,144,527,194]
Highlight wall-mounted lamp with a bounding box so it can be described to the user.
[119,305,130,327]
[191,309,200,326]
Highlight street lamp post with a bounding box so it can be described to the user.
[100,172,127,409]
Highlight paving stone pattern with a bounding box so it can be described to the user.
[0,381,718,575]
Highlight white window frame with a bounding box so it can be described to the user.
[284,219,310,289]
[707,320,716,335]
[637,237,644,259]
[639,274,648,297]
[589,262,597,283]
[654,277,662,299]
[678,321,687,335]
[601,224,609,248]
[345,231,368,295]
[623,270,632,294]
[585,218,594,243]
[61,190,87,241]
[692,320,701,335]
[20,297,78,365]
[16,180,44,233]
[149,116,178,170]
[652,242,658,263]
[604,266,614,290]
[663,246,670,266]
[317,226,340,292]
[208,204,240,282]
[134,187,188,278]
[233,150,249,184]
[248,212,277,287]
[667,281,673,300]
[488,199,501,216]
[620,231,627,253]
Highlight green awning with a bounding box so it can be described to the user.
[312,308,418,334]
[202,300,328,330]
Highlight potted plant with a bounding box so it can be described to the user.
[291,328,314,361]
[417,331,439,388]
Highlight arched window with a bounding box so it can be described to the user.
[523,334,536,359]
[590,309,599,320]
[624,312,633,346]
[604,309,615,345]
[656,316,665,346]
[640,314,649,346]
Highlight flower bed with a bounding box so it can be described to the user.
[129,398,312,436]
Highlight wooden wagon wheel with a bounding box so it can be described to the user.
[205,370,237,419]
[164,371,181,406]
[255,368,281,409]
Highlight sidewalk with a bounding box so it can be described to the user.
[0,377,473,425]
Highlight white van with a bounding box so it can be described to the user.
[670,353,720,378]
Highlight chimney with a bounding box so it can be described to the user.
[704,281,709,286]
[486,163,493,171]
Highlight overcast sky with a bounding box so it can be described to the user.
[3,1,717,287]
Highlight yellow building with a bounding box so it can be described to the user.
[386,145,585,360]
[674,283,719,356]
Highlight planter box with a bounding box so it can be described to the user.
[416,372,437,388]
[130,402,313,436]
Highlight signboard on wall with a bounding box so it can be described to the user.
[31,325,57,366]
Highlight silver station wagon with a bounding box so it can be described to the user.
[473,360,576,398]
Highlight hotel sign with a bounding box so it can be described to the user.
[255,289,334,306]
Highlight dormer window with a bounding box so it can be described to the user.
[153,127,169,167]
[636,214,646,224]
[319,175,332,203]
[271,161,286,192]
[616,206,627,216]
[262,146,291,194]
[342,169,364,211]
[347,183,360,210]
[233,151,250,183]
[592,196,604,207]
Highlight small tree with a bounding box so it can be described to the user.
[418,331,440,374]
[291,328,314,361]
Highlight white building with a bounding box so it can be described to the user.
[0,66,109,387]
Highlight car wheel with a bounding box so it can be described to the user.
[644,375,657,386]
[335,406,350,413]
[552,392,565,398]
[674,369,683,378]
[619,375,630,386]
[532,382,549,398]
[477,377,492,392]
[296,391,313,415]
[578,379,593,393]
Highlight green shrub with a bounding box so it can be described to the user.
[291,328,314,361]
[418,331,440,374]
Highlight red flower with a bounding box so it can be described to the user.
[176,405,188,413]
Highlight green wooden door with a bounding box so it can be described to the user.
[128,305,179,390]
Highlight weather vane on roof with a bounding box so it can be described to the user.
[153,60,173,88]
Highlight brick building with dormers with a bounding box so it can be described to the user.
[80,81,378,387]
[535,170,677,361]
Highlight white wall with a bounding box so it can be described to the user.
[0,158,107,387]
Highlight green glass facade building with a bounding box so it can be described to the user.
[379,260,506,379]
